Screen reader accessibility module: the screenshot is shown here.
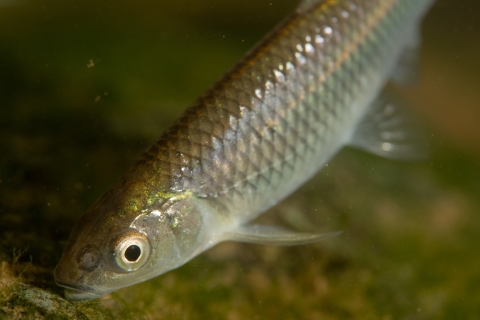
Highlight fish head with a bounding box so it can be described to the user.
[54,176,207,300]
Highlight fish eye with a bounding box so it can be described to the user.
[112,232,150,272]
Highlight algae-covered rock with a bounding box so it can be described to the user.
[3,284,88,319]
[0,261,115,319]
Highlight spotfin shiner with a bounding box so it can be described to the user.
[55,0,435,300]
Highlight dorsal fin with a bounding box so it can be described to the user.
[297,0,326,14]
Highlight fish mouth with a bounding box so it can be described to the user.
[55,280,104,301]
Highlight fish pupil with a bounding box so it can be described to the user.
[125,245,141,262]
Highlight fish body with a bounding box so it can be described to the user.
[55,0,434,300]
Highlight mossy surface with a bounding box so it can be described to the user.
[1,0,480,319]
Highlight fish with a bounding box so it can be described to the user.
[54,0,435,300]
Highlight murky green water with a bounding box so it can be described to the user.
[1,0,479,318]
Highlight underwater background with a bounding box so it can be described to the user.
[1,0,479,318]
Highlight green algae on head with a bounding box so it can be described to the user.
[54,169,215,300]
[55,0,435,300]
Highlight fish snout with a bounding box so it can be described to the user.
[54,260,103,301]
[54,257,79,287]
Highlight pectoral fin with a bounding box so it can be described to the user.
[390,24,421,86]
[224,224,341,246]
[349,89,429,161]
